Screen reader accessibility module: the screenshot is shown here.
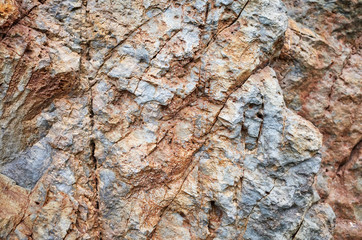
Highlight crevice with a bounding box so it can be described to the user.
[255,95,264,150]
[63,227,73,240]
[291,219,303,240]
[324,75,337,112]
[203,0,250,51]
[89,77,101,240]
[149,29,181,64]
[241,110,247,152]
[205,60,268,138]
[94,5,171,78]
[90,137,101,231]
[240,179,277,238]
[291,202,314,240]
[204,1,210,25]
[80,0,101,238]
[146,205,168,239]
[220,0,250,32]
[138,129,170,162]
[234,174,244,231]
[206,200,223,240]
[160,88,200,121]
[133,28,181,94]
[5,195,31,238]
[145,144,205,240]
[336,139,361,178]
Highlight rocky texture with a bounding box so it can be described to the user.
[0,174,28,238]
[0,0,360,240]
[272,0,362,238]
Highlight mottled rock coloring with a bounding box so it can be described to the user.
[0,0,360,239]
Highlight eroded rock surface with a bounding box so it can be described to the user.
[0,0,360,239]
[272,0,362,239]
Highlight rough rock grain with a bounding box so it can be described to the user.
[0,0,360,239]
[272,0,362,238]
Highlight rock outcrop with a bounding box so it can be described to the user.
[272,0,361,238]
[0,0,360,239]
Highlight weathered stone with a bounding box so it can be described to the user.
[272,0,362,238]
[0,0,360,239]
[0,174,28,238]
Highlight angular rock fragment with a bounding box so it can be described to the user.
[0,174,28,238]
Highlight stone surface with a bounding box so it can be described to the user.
[0,0,360,239]
[0,174,28,238]
[272,0,362,239]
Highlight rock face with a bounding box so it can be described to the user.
[0,0,359,240]
[272,0,362,239]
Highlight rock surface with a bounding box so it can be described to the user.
[0,0,360,239]
[272,0,362,238]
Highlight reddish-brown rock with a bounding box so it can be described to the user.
[273,1,361,239]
